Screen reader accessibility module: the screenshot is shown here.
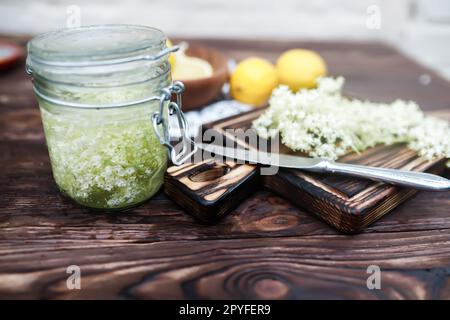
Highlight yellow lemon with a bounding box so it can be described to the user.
[276,49,327,91]
[230,57,278,106]
[166,39,175,70]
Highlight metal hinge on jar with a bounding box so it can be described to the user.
[152,81,197,166]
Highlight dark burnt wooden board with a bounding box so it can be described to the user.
[165,159,260,224]
[165,108,448,233]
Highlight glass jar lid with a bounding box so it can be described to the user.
[26,24,178,109]
[27,24,169,67]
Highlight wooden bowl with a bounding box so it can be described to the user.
[173,44,228,110]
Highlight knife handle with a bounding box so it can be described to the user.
[323,162,450,191]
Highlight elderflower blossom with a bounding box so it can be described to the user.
[253,77,450,163]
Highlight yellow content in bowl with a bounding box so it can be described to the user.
[172,42,213,80]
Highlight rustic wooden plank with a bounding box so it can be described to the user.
[0,37,449,299]
[1,229,450,299]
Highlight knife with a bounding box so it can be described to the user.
[197,143,450,191]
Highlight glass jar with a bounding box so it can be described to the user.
[26,25,195,210]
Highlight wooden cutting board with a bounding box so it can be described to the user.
[164,108,448,233]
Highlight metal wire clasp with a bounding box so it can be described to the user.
[152,81,197,165]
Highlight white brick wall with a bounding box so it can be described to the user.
[417,0,450,22]
[0,0,449,79]
[401,0,450,79]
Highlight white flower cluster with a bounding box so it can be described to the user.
[253,77,450,162]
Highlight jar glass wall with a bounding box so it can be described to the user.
[27,25,173,210]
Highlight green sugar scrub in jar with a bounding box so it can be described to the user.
[26,25,195,210]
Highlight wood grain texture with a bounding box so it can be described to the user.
[0,36,450,299]
[165,159,259,223]
[1,231,450,299]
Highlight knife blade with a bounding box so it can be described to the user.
[197,143,450,191]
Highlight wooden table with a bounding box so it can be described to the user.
[1,37,449,300]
